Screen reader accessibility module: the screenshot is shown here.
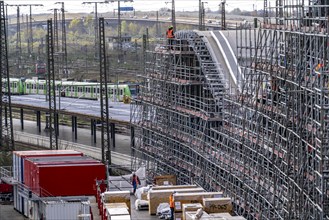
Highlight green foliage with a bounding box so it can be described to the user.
[128,22,138,36]
[121,21,127,33]
[69,18,82,31]
[84,15,93,27]
[0,152,12,166]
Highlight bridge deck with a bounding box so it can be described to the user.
[11,95,130,125]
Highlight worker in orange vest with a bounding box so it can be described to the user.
[131,173,141,194]
[169,191,176,220]
[166,25,175,49]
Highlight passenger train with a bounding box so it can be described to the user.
[6,78,133,102]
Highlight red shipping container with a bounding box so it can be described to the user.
[31,163,105,197]
[0,183,13,194]
[14,150,83,184]
[14,150,83,157]
[24,156,89,188]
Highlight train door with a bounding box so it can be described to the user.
[85,86,91,98]
[31,82,37,94]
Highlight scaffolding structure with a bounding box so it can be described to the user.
[131,0,329,219]
[0,0,14,150]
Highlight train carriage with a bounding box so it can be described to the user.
[25,79,47,95]
[2,78,25,95]
[6,78,133,102]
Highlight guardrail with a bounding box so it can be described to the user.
[13,131,131,167]
[0,166,13,180]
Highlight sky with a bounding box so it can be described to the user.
[3,0,275,15]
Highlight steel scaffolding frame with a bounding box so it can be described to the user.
[0,0,14,151]
[131,1,329,219]
[46,19,58,150]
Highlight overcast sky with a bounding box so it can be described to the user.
[3,0,275,15]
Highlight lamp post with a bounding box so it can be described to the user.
[221,0,226,30]
[82,1,109,59]
[165,0,176,32]
[199,0,207,30]
[109,0,133,101]
[55,2,68,77]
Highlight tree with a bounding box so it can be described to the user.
[69,17,82,32]
[230,8,242,15]
[84,15,93,35]
[128,22,138,36]
[121,20,127,33]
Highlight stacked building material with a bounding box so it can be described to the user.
[202,198,232,214]
[100,191,131,220]
[153,175,177,185]
[148,187,205,215]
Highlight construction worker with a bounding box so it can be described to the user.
[169,191,175,220]
[131,173,141,194]
[166,25,175,49]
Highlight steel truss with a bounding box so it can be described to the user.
[99,17,111,164]
[46,19,58,150]
[0,1,14,151]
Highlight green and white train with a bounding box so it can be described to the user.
[5,78,132,102]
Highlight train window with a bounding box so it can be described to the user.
[14,83,17,88]
[97,88,100,94]
[120,89,123,95]
[93,88,96,93]
[27,84,29,89]
[87,87,91,93]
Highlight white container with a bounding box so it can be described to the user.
[109,215,131,220]
[17,193,22,213]
[23,196,28,217]
[41,200,90,220]
[28,200,40,220]
[13,185,18,211]
[13,153,17,180]
[106,207,130,216]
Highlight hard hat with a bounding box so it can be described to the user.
[169,25,173,29]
